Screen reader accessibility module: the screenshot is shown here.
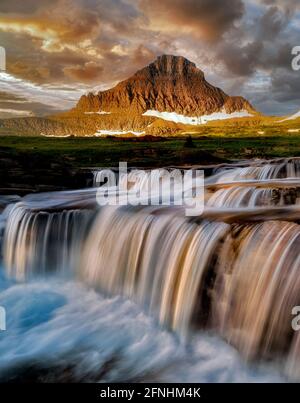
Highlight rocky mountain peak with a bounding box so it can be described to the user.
[135,54,203,79]
[75,55,254,116]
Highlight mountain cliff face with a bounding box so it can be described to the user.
[75,55,254,116]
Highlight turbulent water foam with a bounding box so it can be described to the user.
[0,276,284,382]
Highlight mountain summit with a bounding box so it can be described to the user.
[75,55,254,116]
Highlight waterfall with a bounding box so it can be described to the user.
[78,208,300,372]
[212,158,300,181]
[213,222,300,365]
[207,187,275,207]
[4,202,95,280]
[207,159,300,208]
[3,158,300,377]
[80,206,229,338]
[207,186,300,208]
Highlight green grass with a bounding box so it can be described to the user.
[1,135,300,193]
[1,135,300,167]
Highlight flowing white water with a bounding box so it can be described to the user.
[211,158,300,181]
[2,158,300,381]
[206,159,300,208]
[81,207,229,338]
[4,204,94,280]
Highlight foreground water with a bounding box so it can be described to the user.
[1,157,300,382]
[0,275,284,382]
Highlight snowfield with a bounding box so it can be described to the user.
[40,133,72,138]
[84,111,111,115]
[95,130,145,137]
[279,110,300,122]
[143,109,253,125]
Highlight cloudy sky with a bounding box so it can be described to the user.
[0,0,299,118]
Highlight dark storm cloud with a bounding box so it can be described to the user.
[218,41,264,77]
[0,0,57,14]
[208,1,300,114]
[140,0,245,42]
[217,3,293,74]
[260,0,300,13]
[259,5,290,39]
[271,69,300,103]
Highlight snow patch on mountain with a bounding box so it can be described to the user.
[279,110,300,122]
[95,130,145,137]
[41,133,72,138]
[143,109,253,125]
[84,111,111,115]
